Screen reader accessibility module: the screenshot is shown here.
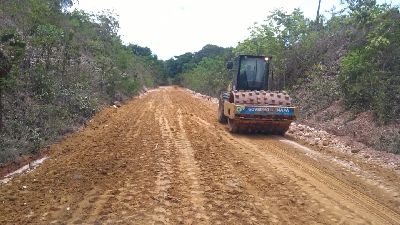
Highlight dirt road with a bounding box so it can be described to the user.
[1,87,400,224]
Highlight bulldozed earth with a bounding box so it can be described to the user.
[1,87,400,224]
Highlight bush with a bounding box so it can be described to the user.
[376,132,400,154]
[0,0,163,164]
[120,77,139,95]
[340,7,400,123]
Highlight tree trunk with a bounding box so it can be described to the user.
[316,0,322,25]
[0,51,11,133]
[0,86,3,132]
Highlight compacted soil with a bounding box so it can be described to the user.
[1,87,399,224]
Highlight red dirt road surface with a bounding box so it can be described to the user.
[1,87,400,224]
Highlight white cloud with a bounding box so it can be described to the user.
[74,0,398,59]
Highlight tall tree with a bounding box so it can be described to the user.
[0,51,10,131]
[316,0,322,25]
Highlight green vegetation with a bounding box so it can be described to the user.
[169,0,400,153]
[0,0,163,163]
[180,55,231,96]
[340,2,400,123]
[164,44,232,85]
[1,0,399,162]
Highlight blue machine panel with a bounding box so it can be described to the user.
[235,105,295,116]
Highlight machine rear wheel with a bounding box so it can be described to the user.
[228,119,239,133]
[218,100,228,124]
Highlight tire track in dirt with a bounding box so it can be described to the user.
[173,108,209,223]
[172,88,400,224]
[221,134,366,223]
[264,138,400,224]
[172,90,329,224]
[182,108,328,224]
[150,89,210,224]
[97,95,169,224]
[1,87,400,224]
[48,94,161,224]
[150,111,175,224]
[216,123,400,224]
[64,102,150,224]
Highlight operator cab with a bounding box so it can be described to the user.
[227,55,271,91]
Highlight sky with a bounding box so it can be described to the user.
[74,0,399,60]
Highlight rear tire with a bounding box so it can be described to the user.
[276,130,286,136]
[228,119,239,133]
[218,99,228,124]
[274,126,288,136]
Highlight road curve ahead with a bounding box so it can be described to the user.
[1,87,400,224]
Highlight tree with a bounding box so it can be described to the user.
[315,0,323,29]
[0,51,11,79]
[269,8,310,48]
[192,44,227,63]
[128,44,153,57]
[0,0,163,162]
[164,52,193,78]
[345,0,376,12]
[316,0,322,23]
[340,5,400,122]
[0,30,25,131]
[49,0,75,11]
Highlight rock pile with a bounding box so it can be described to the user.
[184,89,219,104]
[287,122,352,152]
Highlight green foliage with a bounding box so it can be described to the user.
[0,0,163,163]
[49,0,76,11]
[127,43,166,84]
[177,3,399,154]
[235,24,284,56]
[234,8,311,89]
[270,8,310,48]
[191,45,228,64]
[340,5,400,123]
[128,44,154,58]
[166,53,193,75]
[121,78,140,95]
[292,63,342,116]
[376,132,400,154]
[181,56,230,96]
[345,0,379,25]
[33,24,64,46]
[164,45,232,85]
[0,29,26,80]
[31,64,54,102]
[1,0,399,162]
